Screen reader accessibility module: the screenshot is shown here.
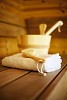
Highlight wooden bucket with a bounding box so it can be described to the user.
[20,35,51,54]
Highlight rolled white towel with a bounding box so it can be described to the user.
[36,53,62,75]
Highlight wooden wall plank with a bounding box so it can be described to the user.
[22,2,67,11]
[0,22,27,37]
[49,38,67,55]
[0,37,19,58]
[19,9,67,18]
[0,1,67,19]
[1,0,67,10]
[20,0,67,7]
[0,1,27,37]
[0,8,26,26]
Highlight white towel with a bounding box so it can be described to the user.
[2,52,62,74]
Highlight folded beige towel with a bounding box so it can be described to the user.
[2,53,38,71]
[2,52,62,75]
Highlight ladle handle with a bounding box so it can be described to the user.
[45,21,63,36]
[39,24,47,35]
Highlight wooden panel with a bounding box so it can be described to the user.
[0,64,66,100]
[45,71,67,100]
[22,0,67,5]
[19,9,67,18]
[0,3,20,25]
[0,37,19,58]
[0,68,30,88]
[0,22,27,36]
[0,0,67,37]
[0,9,26,27]
[0,0,67,19]
[49,38,67,55]
[1,0,67,11]
[0,0,67,57]
[22,2,67,12]
[0,1,27,37]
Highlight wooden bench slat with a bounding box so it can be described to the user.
[0,68,30,88]
[0,64,66,100]
[38,66,67,100]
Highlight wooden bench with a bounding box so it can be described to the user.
[0,56,67,100]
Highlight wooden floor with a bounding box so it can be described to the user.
[0,56,67,100]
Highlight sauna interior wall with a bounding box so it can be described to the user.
[0,0,67,58]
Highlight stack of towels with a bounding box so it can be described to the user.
[2,48,62,75]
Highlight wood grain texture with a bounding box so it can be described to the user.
[0,64,66,100]
[0,0,67,38]
[0,37,19,58]
[0,0,67,19]
[46,71,67,100]
[49,38,67,55]
[38,65,67,100]
[0,22,27,37]
[0,68,30,88]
